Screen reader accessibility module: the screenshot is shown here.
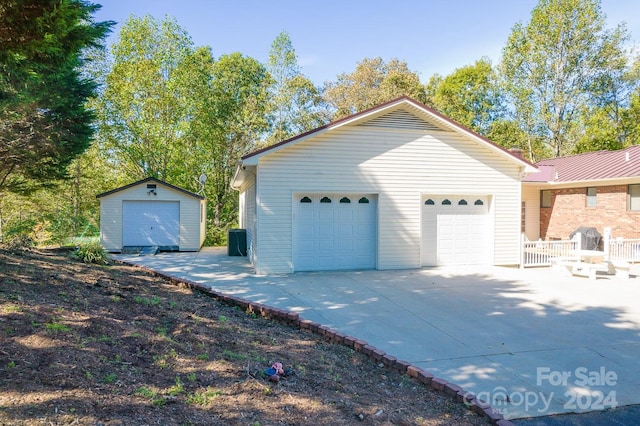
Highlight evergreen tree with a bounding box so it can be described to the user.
[0,0,113,193]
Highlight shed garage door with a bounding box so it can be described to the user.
[421,196,490,266]
[122,201,180,247]
[294,194,377,271]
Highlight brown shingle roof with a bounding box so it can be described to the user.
[523,145,640,183]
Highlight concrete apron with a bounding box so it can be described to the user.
[113,247,640,421]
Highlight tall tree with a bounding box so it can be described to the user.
[94,15,194,181]
[0,0,112,193]
[500,0,630,157]
[94,17,272,243]
[193,52,271,235]
[575,54,640,152]
[174,48,271,241]
[324,57,427,119]
[265,31,330,144]
[428,58,504,134]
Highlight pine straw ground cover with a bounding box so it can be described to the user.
[0,248,489,425]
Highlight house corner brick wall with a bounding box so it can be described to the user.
[541,185,640,240]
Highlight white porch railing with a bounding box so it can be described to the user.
[521,227,640,267]
[604,229,640,263]
[520,234,581,268]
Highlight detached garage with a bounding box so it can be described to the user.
[232,97,537,274]
[97,177,206,252]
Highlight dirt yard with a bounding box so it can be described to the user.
[0,248,488,425]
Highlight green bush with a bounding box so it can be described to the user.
[205,225,232,246]
[74,240,109,265]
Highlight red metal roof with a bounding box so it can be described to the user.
[523,145,640,183]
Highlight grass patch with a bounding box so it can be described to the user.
[134,295,162,306]
[135,386,166,406]
[101,372,118,384]
[135,386,157,399]
[168,376,184,396]
[222,349,247,361]
[45,321,71,333]
[186,387,222,406]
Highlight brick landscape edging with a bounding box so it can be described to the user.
[115,260,511,425]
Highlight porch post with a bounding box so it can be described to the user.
[520,233,525,269]
[603,227,611,261]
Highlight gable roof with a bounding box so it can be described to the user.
[238,96,537,171]
[96,177,205,200]
[522,145,640,184]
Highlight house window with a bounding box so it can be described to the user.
[320,196,332,203]
[521,201,526,233]
[339,197,351,203]
[474,199,484,206]
[300,196,312,203]
[630,185,640,211]
[442,199,451,205]
[425,199,435,205]
[586,187,597,207]
[358,197,369,204]
[541,190,552,208]
[458,199,468,205]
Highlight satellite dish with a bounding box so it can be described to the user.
[196,173,207,197]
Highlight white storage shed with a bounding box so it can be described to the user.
[97,177,206,252]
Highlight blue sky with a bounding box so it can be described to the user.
[94,0,640,86]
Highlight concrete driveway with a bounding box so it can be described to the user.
[114,247,640,422]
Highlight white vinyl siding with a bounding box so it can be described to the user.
[239,173,257,264]
[199,199,207,248]
[99,182,204,251]
[252,110,523,274]
[521,185,541,241]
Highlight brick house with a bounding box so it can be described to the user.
[522,145,640,243]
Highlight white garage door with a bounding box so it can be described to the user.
[122,201,180,247]
[421,196,490,266]
[294,194,377,271]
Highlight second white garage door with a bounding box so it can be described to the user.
[421,195,490,266]
[294,194,377,271]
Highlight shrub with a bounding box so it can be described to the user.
[74,240,109,265]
